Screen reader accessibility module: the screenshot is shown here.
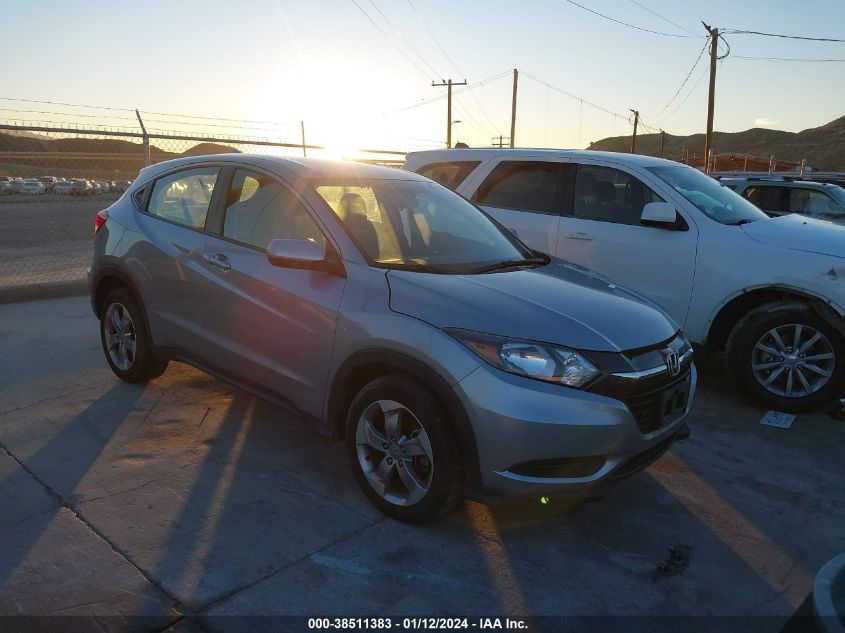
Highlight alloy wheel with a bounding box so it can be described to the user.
[751,323,835,398]
[355,399,434,506]
[103,302,137,371]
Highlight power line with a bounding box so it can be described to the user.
[348,0,431,80]
[722,28,845,43]
[658,61,710,123]
[388,70,512,113]
[560,0,701,38]
[732,55,845,62]
[520,71,628,121]
[406,0,501,131]
[627,0,698,35]
[650,39,710,117]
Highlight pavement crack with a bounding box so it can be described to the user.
[0,438,188,618]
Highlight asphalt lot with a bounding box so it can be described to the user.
[0,195,115,296]
[0,295,844,632]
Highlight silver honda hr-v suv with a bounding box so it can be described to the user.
[89,154,696,522]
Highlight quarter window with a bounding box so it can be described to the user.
[416,161,480,189]
[573,165,664,225]
[222,169,325,250]
[473,161,562,215]
[148,167,219,229]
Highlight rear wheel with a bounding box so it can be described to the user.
[726,302,843,412]
[99,288,168,383]
[346,375,463,522]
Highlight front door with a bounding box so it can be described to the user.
[199,167,346,417]
[556,161,698,327]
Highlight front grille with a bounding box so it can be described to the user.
[622,368,691,434]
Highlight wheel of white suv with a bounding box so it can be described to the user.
[726,301,844,413]
[346,375,463,522]
[99,288,168,383]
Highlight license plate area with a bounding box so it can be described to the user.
[661,375,690,424]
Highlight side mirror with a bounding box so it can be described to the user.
[641,202,678,225]
[266,239,346,276]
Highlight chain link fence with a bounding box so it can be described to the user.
[0,123,407,301]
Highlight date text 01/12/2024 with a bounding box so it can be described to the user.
[307,617,529,630]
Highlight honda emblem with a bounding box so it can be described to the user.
[665,351,681,377]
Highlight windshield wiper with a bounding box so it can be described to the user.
[726,219,753,226]
[380,262,459,274]
[467,255,550,274]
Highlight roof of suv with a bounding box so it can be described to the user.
[404,147,679,168]
[719,177,840,190]
[136,154,428,184]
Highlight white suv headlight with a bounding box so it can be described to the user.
[447,329,600,388]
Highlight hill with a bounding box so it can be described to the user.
[588,115,845,171]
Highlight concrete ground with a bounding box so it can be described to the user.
[0,295,843,632]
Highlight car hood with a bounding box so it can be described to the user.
[741,214,845,258]
[387,259,678,353]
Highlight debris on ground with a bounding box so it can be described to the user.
[760,411,796,429]
[653,544,692,580]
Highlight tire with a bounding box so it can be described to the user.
[99,288,168,383]
[346,375,463,523]
[726,301,844,412]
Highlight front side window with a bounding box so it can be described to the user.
[314,179,531,273]
[789,188,842,219]
[573,165,664,225]
[743,186,788,213]
[648,165,769,225]
[416,161,480,189]
[223,169,325,250]
[148,167,218,229]
[473,161,562,214]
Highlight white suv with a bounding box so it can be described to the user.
[404,149,845,412]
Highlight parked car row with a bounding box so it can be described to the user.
[0,175,132,196]
[89,149,845,522]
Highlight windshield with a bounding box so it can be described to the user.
[648,165,769,225]
[313,179,533,273]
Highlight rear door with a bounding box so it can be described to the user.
[555,160,699,325]
[469,159,568,255]
[198,167,346,416]
[134,165,224,353]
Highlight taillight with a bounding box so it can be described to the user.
[94,209,109,234]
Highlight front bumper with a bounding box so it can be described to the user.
[455,362,697,498]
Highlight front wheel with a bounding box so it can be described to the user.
[346,375,463,523]
[726,302,843,412]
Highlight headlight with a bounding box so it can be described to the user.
[447,329,600,388]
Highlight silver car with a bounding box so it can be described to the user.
[89,155,696,522]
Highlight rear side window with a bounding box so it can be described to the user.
[148,167,219,229]
[222,169,325,250]
[789,188,838,217]
[473,161,562,214]
[416,161,480,189]
[743,186,788,213]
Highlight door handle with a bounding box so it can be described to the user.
[566,232,594,241]
[203,253,231,271]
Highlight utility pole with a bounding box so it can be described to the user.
[300,121,307,157]
[659,129,666,158]
[432,78,467,148]
[135,109,149,166]
[510,69,518,148]
[491,135,510,148]
[703,22,719,173]
[629,109,639,154]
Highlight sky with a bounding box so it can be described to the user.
[2,0,844,155]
